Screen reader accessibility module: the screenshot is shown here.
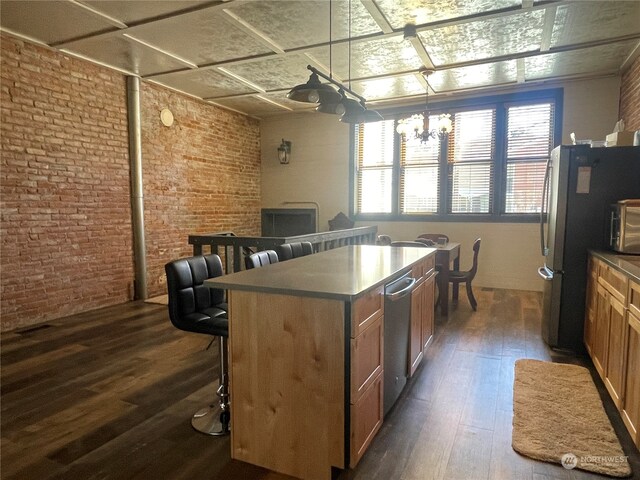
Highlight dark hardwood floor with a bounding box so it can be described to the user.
[1,289,638,480]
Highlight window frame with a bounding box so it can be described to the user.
[349,88,563,223]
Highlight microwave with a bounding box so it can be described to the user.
[609,199,640,254]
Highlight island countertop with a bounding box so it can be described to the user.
[204,244,435,301]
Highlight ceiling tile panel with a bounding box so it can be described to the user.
[63,35,191,76]
[419,11,544,66]
[550,1,640,48]
[374,0,522,30]
[212,95,312,116]
[151,69,257,98]
[82,1,213,25]
[307,38,423,80]
[222,0,381,50]
[525,41,638,80]
[350,74,425,101]
[429,61,517,91]
[0,0,116,44]
[127,8,273,65]
[222,54,314,91]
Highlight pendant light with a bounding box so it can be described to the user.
[339,0,382,124]
[287,0,341,105]
[287,72,341,104]
[287,0,381,124]
[315,0,346,115]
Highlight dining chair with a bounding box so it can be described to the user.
[414,238,436,246]
[448,238,482,311]
[390,241,429,248]
[417,233,449,244]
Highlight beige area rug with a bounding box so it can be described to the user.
[512,359,631,477]
[145,294,168,305]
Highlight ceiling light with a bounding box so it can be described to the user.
[316,89,347,115]
[397,68,452,143]
[286,72,341,104]
[288,0,382,125]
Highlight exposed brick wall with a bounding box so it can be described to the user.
[141,83,261,296]
[620,54,640,131]
[0,33,262,331]
[1,34,133,331]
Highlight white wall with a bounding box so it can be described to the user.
[260,76,621,292]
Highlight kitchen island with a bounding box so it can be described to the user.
[204,245,436,480]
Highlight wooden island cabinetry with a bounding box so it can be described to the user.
[205,245,436,480]
[585,252,640,449]
[409,255,436,377]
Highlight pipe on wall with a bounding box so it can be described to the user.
[127,76,148,300]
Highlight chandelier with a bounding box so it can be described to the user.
[396,68,453,143]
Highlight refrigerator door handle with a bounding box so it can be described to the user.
[538,265,554,281]
[540,157,552,257]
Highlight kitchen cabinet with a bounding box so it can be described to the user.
[585,252,639,450]
[350,292,384,467]
[584,256,599,355]
[422,272,436,352]
[409,256,436,377]
[622,281,640,449]
[409,280,425,376]
[603,292,627,408]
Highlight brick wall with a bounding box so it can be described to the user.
[140,83,261,296]
[1,34,133,331]
[1,33,262,331]
[619,54,640,131]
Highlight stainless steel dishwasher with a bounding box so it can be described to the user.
[383,271,416,415]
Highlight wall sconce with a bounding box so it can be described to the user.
[278,139,292,164]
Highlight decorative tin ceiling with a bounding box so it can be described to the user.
[1,0,639,118]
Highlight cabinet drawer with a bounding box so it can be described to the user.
[352,286,384,337]
[629,280,640,319]
[350,372,383,468]
[351,314,383,403]
[599,263,628,304]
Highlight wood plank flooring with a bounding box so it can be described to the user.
[1,289,639,480]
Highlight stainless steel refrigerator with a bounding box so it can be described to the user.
[539,145,640,352]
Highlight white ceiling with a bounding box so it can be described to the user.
[2,0,639,118]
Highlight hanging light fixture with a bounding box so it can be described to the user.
[288,0,341,106]
[287,72,341,104]
[397,68,452,142]
[339,0,382,124]
[288,0,381,124]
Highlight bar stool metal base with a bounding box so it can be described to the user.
[191,404,230,436]
[191,336,230,436]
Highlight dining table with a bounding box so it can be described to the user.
[434,242,460,316]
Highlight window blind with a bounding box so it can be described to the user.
[356,120,395,213]
[448,109,496,213]
[505,103,554,213]
[400,115,440,213]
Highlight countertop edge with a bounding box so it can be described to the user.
[589,250,640,283]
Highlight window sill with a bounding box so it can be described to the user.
[354,213,540,223]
